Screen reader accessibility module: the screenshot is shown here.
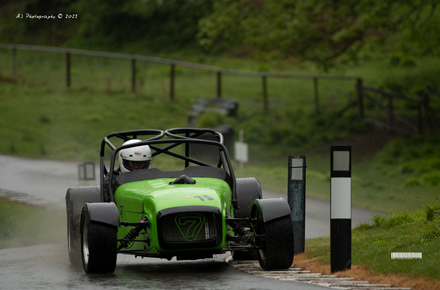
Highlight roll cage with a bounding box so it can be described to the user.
[99,128,237,208]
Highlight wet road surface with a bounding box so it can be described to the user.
[0,242,329,290]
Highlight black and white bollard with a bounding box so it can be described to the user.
[330,146,351,273]
[288,155,306,255]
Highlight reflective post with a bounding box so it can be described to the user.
[330,146,351,273]
[288,155,306,255]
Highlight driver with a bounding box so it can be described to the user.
[118,139,152,173]
[103,139,152,200]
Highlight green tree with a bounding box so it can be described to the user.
[67,0,215,51]
[0,0,214,52]
[198,0,440,70]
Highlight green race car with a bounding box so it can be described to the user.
[65,128,294,274]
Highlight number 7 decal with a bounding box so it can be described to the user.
[175,214,205,241]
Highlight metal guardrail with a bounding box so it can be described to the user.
[0,43,361,115]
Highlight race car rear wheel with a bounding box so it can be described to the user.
[251,203,294,270]
[67,206,81,266]
[232,178,262,261]
[234,177,262,220]
[65,186,101,266]
[80,207,117,274]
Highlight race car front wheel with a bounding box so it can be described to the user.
[80,207,117,274]
[251,199,294,270]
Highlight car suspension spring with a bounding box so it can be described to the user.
[229,218,247,237]
[118,217,149,250]
[226,216,257,247]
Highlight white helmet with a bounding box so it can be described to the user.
[118,139,152,173]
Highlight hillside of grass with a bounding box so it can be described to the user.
[1,46,440,214]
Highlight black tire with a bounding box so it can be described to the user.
[80,207,117,274]
[251,206,294,270]
[65,186,101,266]
[234,177,262,220]
[232,178,262,261]
[66,204,81,266]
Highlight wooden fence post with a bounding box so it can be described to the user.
[422,93,432,133]
[418,101,423,134]
[12,47,17,80]
[356,78,364,119]
[262,75,268,114]
[313,77,319,114]
[131,59,136,93]
[216,71,222,99]
[66,52,71,88]
[388,96,394,130]
[170,64,175,101]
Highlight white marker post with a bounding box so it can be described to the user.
[234,130,248,169]
[330,146,351,273]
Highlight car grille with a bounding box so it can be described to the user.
[157,207,222,250]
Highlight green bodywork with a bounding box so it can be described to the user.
[114,176,234,254]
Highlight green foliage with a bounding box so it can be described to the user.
[372,211,420,229]
[196,112,226,128]
[382,64,440,98]
[425,198,440,222]
[421,221,440,240]
[3,0,440,71]
[388,52,417,68]
[198,0,440,70]
[369,201,440,241]
[421,172,440,186]
[0,0,215,53]
[403,178,422,188]
[231,108,370,154]
[375,135,440,189]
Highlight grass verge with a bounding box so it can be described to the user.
[1,49,440,214]
[294,199,440,289]
[0,198,65,249]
